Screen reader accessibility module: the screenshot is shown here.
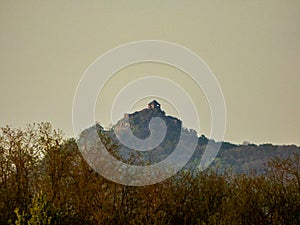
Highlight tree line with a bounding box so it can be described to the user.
[0,123,299,224]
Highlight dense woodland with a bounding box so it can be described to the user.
[0,122,300,224]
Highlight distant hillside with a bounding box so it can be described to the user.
[85,100,300,174]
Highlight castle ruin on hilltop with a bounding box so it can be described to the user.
[147,100,161,110]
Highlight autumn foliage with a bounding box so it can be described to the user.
[0,123,299,224]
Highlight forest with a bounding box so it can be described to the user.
[0,122,299,224]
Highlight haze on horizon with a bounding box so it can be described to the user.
[1,1,300,146]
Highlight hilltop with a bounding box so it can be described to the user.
[88,100,300,174]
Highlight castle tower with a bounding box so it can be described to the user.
[147,100,161,110]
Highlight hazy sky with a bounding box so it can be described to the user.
[1,1,299,145]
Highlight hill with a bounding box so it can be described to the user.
[84,100,300,174]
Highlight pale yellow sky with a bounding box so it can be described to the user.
[0,0,299,145]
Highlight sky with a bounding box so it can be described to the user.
[0,0,300,145]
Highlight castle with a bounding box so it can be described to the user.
[147,100,161,110]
